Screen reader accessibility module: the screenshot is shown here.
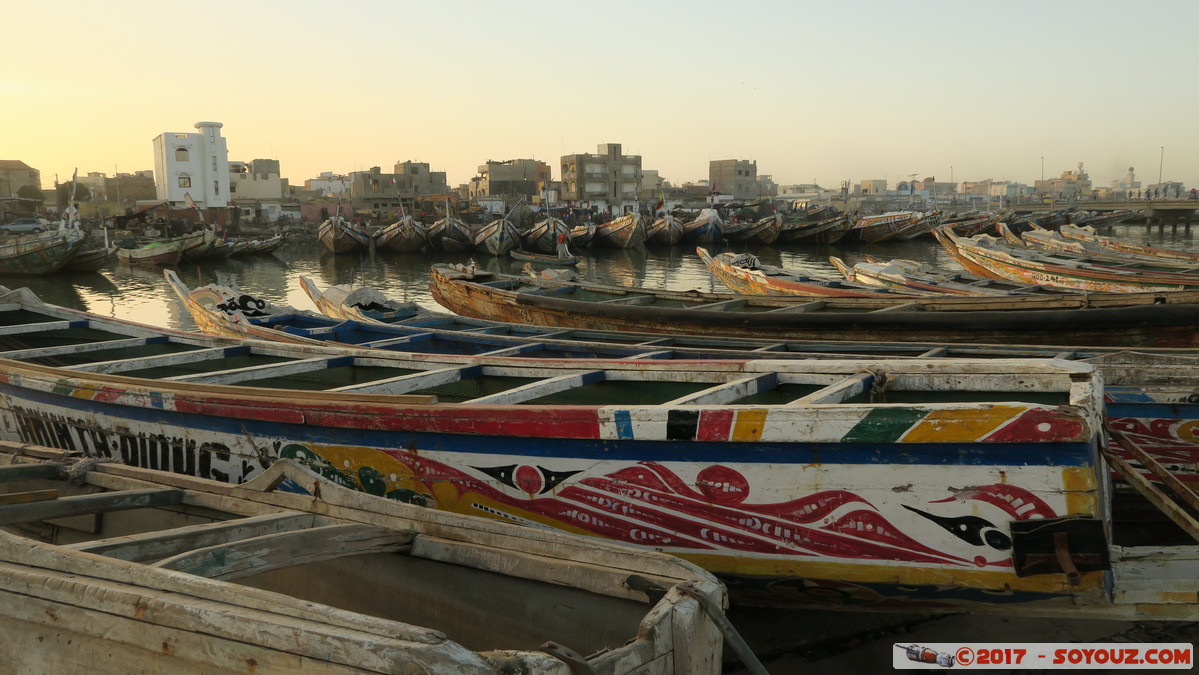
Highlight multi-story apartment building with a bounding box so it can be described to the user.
[305,172,352,197]
[1035,163,1092,197]
[349,167,412,213]
[709,159,758,200]
[469,159,550,201]
[560,143,642,213]
[395,161,448,197]
[228,159,291,225]
[152,121,230,209]
[0,160,41,199]
[228,159,288,200]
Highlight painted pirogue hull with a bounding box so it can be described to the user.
[426,217,474,253]
[594,214,648,249]
[725,215,782,245]
[116,231,206,266]
[1059,224,1199,263]
[62,245,118,272]
[698,248,895,297]
[779,214,851,244]
[429,266,1199,347]
[681,214,723,244]
[934,227,1199,293]
[473,219,520,256]
[374,218,428,253]
[521,218,571,254]
[646,216,684,246]
[0,350,1115,614]
[318,219,369,253]
[0,230,86,275]
[4,284,1198,617]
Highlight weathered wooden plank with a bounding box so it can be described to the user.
[597,295,656,305]
[64,511,318,561]
[0,565,484,672]
[0,463,62,482]
[331,365,479,395]
[690,299,748,312]
[1099,444,1199,543]
[0,488,184,526]
[0,336,156,360]
[0,489,58,505]
[152,523,415,580]
[1109,428,1199,513]
[869,302,923,313]
[625,350,676,360]
[65,346,239,374]
[764,300,826,313]
[466,369,605,405]
[164,355,346,385]
[665,373,779,406]
[0,320,73,336]
[788,372,878,406]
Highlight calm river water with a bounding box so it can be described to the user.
[12,222,1199,332]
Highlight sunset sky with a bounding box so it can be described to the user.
[6,0,1197,191]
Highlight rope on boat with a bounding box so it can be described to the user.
[57,456,122,485]
[859,368,889,402]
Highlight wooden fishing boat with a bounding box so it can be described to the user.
[934,226,1199,293]
[373,216,429,253]
[778,213,851,244]
[521,217,572,254]
[232,233,285,256]
[116,231,207,266]
[828,256,1060,297]
[698,247,908,297]
[568,220,597,249]
[681,209,723,244]
[0,298,1117,612]
[472,218,520,256]
[889,210,944,241]
[0,445,729,674]
[318,217,370,254]
[179,229,224,262]
[1059,224,1199,264]
[1074,208,1135,230]
[594,213,648,249]
[725,214,782,245]
[646,215,684,246]
[842,211,918,244]
[32,275,1199,518]
[62,244,118,272]
[944,213,999,237]
[426,216,474,253]
[510,248,580,266]
[429,263,1199,347]
[999,223,1199,271]
[859,211,938,244]
[0,229,87,276]
[5,303,1199,619]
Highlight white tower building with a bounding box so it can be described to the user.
[152,121,230,208]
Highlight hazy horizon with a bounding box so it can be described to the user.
[6,1,1197,191]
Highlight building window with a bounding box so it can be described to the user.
[214,180,219,196]
[178,176,191,188]
[175,148,189,162]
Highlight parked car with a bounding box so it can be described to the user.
[0,218,48,234]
